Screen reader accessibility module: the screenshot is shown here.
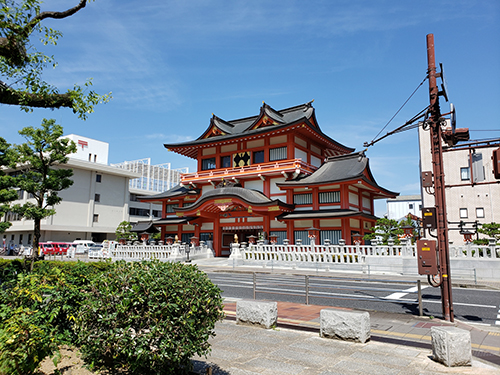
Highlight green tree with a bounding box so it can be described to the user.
[0,137,18,234]
[115,221,136,242]
[0,0,111,119]
[364,217,404,245]
[11,119,77,269]
[474,222,500,245]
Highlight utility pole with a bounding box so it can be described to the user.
[426,34,454,322]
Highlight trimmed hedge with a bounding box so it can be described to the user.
[0,259,224,375]
[74,260,224,374]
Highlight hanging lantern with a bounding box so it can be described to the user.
[401,225,414,238]
[461,230,473,243]
[307,227,319,239]
[352,233,363,245]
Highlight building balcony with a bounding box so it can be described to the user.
[180,159,318,185]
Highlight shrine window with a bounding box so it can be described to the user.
[221,155,231,168]
[294,193,313,205]
[166,204,179,213]
[319,191,340,204]
[201,157,216,170]
[270,146,287,161]
[253,150,265,164]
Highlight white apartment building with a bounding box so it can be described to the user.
[418,126,500,244]
[2,135,185,246]
[386,195,422,220]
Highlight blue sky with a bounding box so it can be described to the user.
[1,0,499,216]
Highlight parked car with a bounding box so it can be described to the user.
[73,240,95,254]
[38,242,55,257]
[48,242,71,255]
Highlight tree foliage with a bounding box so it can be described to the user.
[11,119,76,267]
[0,0,111,119]
[364,217,404,245]
[475,222,500,245]
[115,220,136,242]
[0,137,17,233]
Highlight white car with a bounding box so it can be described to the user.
[72,240,95,254]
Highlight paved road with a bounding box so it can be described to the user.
[207,272,500,326]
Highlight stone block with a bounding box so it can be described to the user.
[431,326,471,367]
[236,300,278,329]
[320,309,370,343]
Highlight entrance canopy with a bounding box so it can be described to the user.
[174,186,294,218]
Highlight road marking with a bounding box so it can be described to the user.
[385,285,428,300]
[496,306,500,325]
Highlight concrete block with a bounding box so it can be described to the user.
[236,300,278,329]
[431,326,471,367]
[320,309,370,343]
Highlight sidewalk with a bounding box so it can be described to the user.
[191,258,500,372]
[192,319,500,374]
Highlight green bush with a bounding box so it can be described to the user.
[0,306,60,375]
[74,260,224,374]
[0,260,112,374]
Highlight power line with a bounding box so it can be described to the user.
[370,76,428,144]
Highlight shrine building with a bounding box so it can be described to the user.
[139,101,398,256]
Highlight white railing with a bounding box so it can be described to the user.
[230,239,500,281]
[103,242,215,262]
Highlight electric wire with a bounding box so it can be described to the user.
[369,76,428,144]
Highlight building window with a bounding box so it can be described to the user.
[221,155,231,168]
[476,208,485,218]
[459,208,468,219]
[294,193,313,205]
[130,193,138,202]
[201,157,216,171]
[95,193,100,203]
[152,210,161,218]
[166,204,179,213]
[17,189,24,200]
[319,191,340,204]
[253,150,265,164]
[320,230,342,245]
[269,146,287,161]
[460,167,470,181]
[93,214,99,223]
[96,174,102,183]
[129,208,150,217]
[409,203,414,209]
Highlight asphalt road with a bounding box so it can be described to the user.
[207,272,500,326]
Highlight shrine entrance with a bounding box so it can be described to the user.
[220,227,261,256]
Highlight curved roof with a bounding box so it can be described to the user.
[175,186,294,212]
[164,102,354,158]
[277,209,378,221]
[138,184,200,202]
[278,151,398,199]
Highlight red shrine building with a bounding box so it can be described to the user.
[139,101,398,256]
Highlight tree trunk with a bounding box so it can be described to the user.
[30,218,41,272]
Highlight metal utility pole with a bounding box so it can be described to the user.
[426,34,454,322]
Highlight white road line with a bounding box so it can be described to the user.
[385,285,428,300]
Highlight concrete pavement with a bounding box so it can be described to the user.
[190,257,500,373]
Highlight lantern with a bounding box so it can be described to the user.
[247,235,257,244]
[307,227,319,239]
[190,236,199,247]
[269,234,278,244]
[352,233,363,245]
[401,225,414,238]
[461,230,473,243]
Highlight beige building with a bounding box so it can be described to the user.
[418,125,500,244]
[2,135,185,246]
